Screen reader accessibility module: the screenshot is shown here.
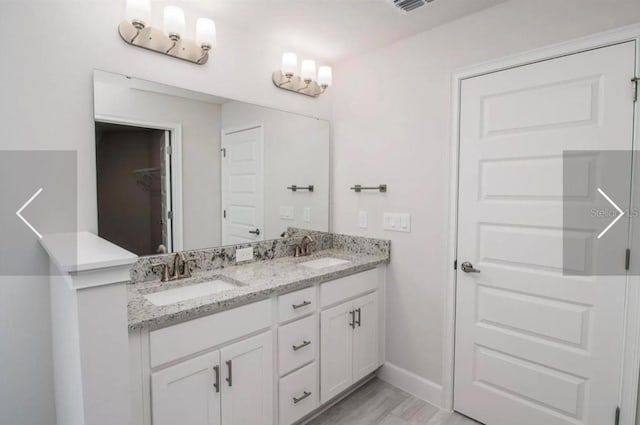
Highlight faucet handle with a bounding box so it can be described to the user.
[150,263,170,282]
[183,259,197,278]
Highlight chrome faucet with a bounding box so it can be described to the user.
[173,251,186,279]
[294,235,315,257]
[151,252,195,282]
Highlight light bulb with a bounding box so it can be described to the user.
[318,66,332,88]
[196,18,217,50]
[281,53,298,78]
[300,60,316,83]
[125,0,151,28]
[163,6,185,40]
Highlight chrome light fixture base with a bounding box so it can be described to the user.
[118,20,210,65]
[272,71,324,97]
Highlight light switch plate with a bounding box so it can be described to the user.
[384,213,411,233]
[236,247,254,262]
[359,211,368,229]
[303,208,311,222]
[279,206,294,220]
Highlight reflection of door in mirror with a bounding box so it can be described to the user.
[95,122,173,256]
[221,125,264,245]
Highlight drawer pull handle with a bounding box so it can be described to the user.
[355,308,361,327]
[226,360,232,387]
[349,310,355,329]
[293,391,312,404]
[213,365,220,393]
[292,300,312,310]
[292,340,311,351]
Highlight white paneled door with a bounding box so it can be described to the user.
[455,42,636,425]
[222,125,264,245]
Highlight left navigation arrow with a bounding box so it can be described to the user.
[16,188,43,238]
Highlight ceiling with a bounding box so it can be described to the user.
[154,0,508,63]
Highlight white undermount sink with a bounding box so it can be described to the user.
[144,279,239,306]
[300,257,351,269]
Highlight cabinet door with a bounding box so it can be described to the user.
[151,351,221,425]
[221,331,273,425]
[352,292,379,382]
[320,300,354,403]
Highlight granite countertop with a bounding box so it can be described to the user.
[128,248,389,330]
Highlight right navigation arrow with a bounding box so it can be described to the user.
[597,187,625,239]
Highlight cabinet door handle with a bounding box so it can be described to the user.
[225,360,232,387]
[292,300,312,310]
[293,391,312,404]
[349,310,355,329]
[292,340,311,351]
[213,365,220,393]
[355,308,361,327]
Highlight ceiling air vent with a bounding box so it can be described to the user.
[388,0,434,13]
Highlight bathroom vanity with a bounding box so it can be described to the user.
[84,70,389,425]
[127,235,389,425]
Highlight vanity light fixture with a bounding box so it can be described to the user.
[119,0,216,65]
[272,53,332,98]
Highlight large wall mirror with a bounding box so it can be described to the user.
[93,70,330,256]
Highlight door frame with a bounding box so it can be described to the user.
[443,23,640,425]
[94,113,184,251]
[220,123,265,245]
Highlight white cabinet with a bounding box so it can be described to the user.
[320,291,379,403]
[352,292,379,382]
[151,351,221,425]
[278,314,316,376]
[151,332,272,425]
[320,300,354,402]
[221,332,273,425]
[133,266,385,425]
[278,362,318,425]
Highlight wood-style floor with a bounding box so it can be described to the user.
[306,378,482,425]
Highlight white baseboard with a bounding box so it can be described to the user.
[376,362,444,408]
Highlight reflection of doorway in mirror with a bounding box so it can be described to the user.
[95,122,174,256]
[221,124,265,245]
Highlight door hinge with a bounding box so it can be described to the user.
[632,77,639,102]
[625,248,631,271]
[167,210,173,220]
[454,260,457,270]
[221,148,226,158]
[615,406,620,425]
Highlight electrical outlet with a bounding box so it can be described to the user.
[359,211,368,229]
[304,207,311,222]
[236,247,254,262]
[384,213,411,233]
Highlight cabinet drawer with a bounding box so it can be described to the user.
[278,286,316,323]
[149,299,272,367]
[320,268,378,308]
[278,315,316,376]
[279,362,317,425]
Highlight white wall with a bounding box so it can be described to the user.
[94,73,223,251]
[0,1,330,424]
[331,0,640,403]
[221,101,331,240]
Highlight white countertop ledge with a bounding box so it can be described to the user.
[40,231,138,274]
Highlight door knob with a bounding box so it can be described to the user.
[460,262,480,273]
[248,228,261,236]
